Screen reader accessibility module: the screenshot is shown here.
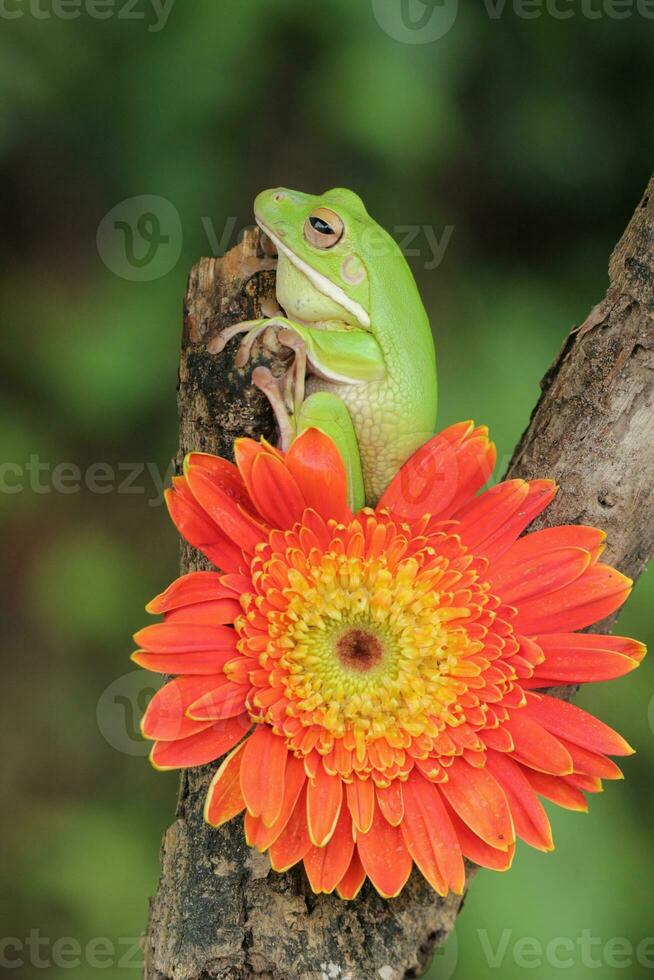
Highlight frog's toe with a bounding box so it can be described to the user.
[278,327,305,354]
[251,365,276,392]
[234,341,252,368]
[207,320,255,356]
[207,331,229,355]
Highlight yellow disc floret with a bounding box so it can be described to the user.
[236,512,520,782]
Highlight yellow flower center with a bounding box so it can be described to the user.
[276,552,481,743]
[235,512,515,781]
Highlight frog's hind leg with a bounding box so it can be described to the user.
[296,392,365,513]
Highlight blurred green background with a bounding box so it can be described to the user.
[2,2,653,978]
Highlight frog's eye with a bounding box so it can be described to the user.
[304,208,344,248]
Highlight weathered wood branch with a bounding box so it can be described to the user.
[143,176,654,980]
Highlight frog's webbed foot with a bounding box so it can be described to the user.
[251,366,296,451]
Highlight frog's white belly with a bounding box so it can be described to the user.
[305,375,426,505]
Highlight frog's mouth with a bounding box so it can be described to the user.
[255,218,371,330]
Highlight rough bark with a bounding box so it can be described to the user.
[143,177,654,980]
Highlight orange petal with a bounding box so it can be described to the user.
[524,693,634,756]
[335,848,367,900]
[134,622,237,654]
[481,726,514,753]
[185,465,264,553]
[523,768,588,812]
[514,564,632,634]
[346,777,375,834]
[566,772,602,793]
[379,421,496,522]
[490,525,606,576]
[184,452,249,503]
[558,739,623,780]
[268,785,312,871]
[303,803,355,894]
[146,571,236,613]
[357,803,413,898]
[488,547,591,605]
[165,485,244,573]
[150,715,250,770]
[240,725,288,826]
[444,801,515,871]
[204,741,247,827]
[532,632,645,683]
[307,764,343,846]
[249,453,307,529]
[244,755,307,851]
[503,712,573,775]
[187,681,249,720]
[456,479,557,563]
[141,675,224,740]
[439,757,514,851]
[164,598,241,625]
[401,773,465,895]
[220,573,253,594]
[375,781,404,827]
[131,648,236,675]
[286,428,352,523]
[234,438,282,495]
[485,751,553,851]
[456,479,528,543]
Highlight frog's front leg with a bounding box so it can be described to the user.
[208,316,309,449]
[208,315,297,364]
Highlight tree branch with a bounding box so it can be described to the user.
[143,177,654,980]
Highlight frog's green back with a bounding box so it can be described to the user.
[364,215,438,444]
[323,187,438,441]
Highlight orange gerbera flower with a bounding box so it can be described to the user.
[134,422,644,899]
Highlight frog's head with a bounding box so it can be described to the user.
[254,187,398,330]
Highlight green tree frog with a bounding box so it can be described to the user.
[212,187,437,510]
